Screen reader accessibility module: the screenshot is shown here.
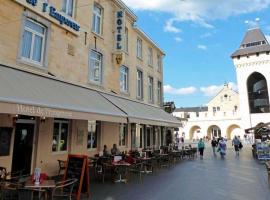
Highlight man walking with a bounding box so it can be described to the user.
[232,136,240,156]
[211,137,218,156]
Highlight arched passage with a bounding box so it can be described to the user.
[247,72,270,113]
[226,124,241,140]
[189,126,201,140]
[207,125,221,139]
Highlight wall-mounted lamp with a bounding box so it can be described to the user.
[41,116,46,123]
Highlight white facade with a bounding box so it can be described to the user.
[173,85,243,140]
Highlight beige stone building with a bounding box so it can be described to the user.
[0,0,179,176]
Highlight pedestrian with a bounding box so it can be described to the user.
[218,137,227,159]
[232,136,240,156]
[198,138,205,159]
[211,137,218,156]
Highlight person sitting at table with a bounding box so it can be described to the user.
[111,144,120,155]
[103,145,110,157]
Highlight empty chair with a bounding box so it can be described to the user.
[52,179,78,200]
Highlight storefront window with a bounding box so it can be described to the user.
[52,119,69,152]
[87,121,100,149]
[119,124,127,147]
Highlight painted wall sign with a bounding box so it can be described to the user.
[16,104,73,118]
[115,10,125,51]
[25,0,80,32]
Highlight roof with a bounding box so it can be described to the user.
[231,28,270,58]
[102,93,181,127]
[174,107,208,112]
[113,0,137,21]
[0,64,127,122]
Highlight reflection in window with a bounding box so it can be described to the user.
[119,124,127,146]
[52,119,69,152]
[87,121,100,149]
[247,72,270,113]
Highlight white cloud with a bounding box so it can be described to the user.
[122,0,270,28]
[164,19,181,33]
[175,37,182,42]
[200,82,238,96]
[200,32,212,38]
[197,45,207,50]
[245,18,260,28]
[164,85,197,95]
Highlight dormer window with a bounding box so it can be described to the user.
[243,40,266,48]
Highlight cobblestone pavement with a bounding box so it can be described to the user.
[87,146,270,200]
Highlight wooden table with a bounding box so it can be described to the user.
[25,180,56,200]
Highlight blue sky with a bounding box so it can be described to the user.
[122,0,270,108]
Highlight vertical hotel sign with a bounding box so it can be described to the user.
[115,10,125,51]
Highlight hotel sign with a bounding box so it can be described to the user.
[115,10,125,51]
[14,0,80,33]
[16,104,73,118]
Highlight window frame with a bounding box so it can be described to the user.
[120,65,129,93]
[92,3,103,35]
[87,121,100,150]
[157,54,162,72]
[124,27,129,53]
[137,38,142,59]
[119,123,127,147]
[148,76,154,103]
[89,49,103,85]
[20,18,46,67]
[136,69,143,99]
[62,0,75,17]
[157,81,162,105]
[148,47,153,66]
[52,119,69,153]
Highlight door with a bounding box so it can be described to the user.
[12,123,35,175]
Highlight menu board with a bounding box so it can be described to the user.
[64,155,90,200]
[256,143,270,160]
[0,128,13,156]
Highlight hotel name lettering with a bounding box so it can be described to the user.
[25,0,80,31]
[115,10,125,50]
[17,104,73,118]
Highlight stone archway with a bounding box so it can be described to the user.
[226,124,241,140]
[189,125,201,140]
[207,125,221,139]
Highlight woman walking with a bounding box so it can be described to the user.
[198,138,205,159]
[218,137,227,159]
[232,136,240,156]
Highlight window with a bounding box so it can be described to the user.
[148,76,154,103]
[120,65,129,92]
[21,19,46,65]
[196,112,199,117]
[157,81,162,105]
[137,38,142,59]
[157,55,162,72]
[213,107,216,112]
[89,50,102,84]
[234,106,238,111]
[119,124,127,146]
[62,0,74,16]
[87,121,100,149]
[137,70,143,99]
[52,119,69,152]
[148,47,153,66]
[217,107,220,111]
[92,4,102,35]
[247,72,270,113]
[124,27,128,52]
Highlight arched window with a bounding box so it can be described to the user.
[247,72,270,113]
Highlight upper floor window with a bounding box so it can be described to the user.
[120,66,129,93]
[124,27,128,52]
[157,55,162,72]
[137,38,142,59]
[213,107,216,112]
[148,47,153,66]
[92,4,102,35]
[21,19,46,66]
[89,50,102,84]
[137,70,143,99]
[217,107,220,111]
[62,0,74,17]
[148,76,154,103]
[52,119,69,152]
[157,81,162,105]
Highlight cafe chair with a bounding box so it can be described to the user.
[52,178,77,200]
[18,188,46,200]
[0,181,22,200]
[57,160,67,176]
[129,161,143,182]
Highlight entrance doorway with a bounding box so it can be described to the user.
[12,122,35,175]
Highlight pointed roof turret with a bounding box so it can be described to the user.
[231,28,270,58]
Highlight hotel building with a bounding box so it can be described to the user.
[0,0,179,175]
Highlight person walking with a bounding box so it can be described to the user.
[198,138,205,159]
[218,137,227,159]
[211,137,218,156]
[232,136,240,156]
